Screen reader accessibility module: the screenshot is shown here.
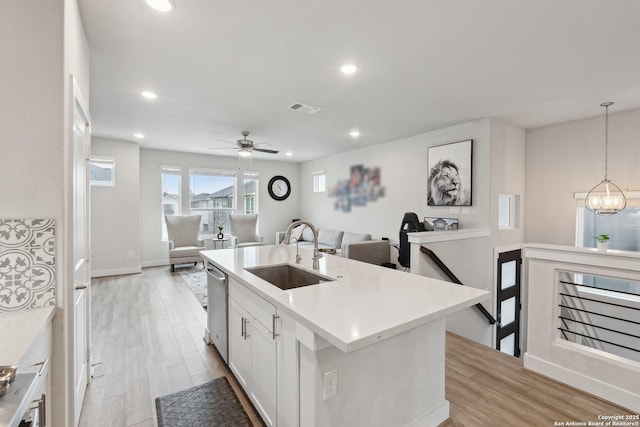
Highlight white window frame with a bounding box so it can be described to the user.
[189,168,237,236]
[243,171,259,214]
[313,170,326,193]
[161,165,182,241]
[90,156,115,187]
[498,194,520,230]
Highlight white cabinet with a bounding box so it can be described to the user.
[12,310,53,427]
[228,278,278,427]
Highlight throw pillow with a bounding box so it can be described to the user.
[288,225,306,244]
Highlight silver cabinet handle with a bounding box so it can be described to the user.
[241,317,245,338]
[241,317,250,340]
[75,284,87,290]
[38,393,46,427]
[33,359,49,376]
[243,318,250,340]
[272,315,280,340]
[29,394,46,427]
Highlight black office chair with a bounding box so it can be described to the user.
[397,212,426,269]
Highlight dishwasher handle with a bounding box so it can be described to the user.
[206,263,226,282]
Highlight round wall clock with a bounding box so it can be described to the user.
[268,175,291,201]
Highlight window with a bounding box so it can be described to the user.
[90,157,115,186]
[243,172,259,214]
[161,166,181,240]
[189,168,236,235]
[498,194,520,229]
[575,191,640,250]
[313,170,326,193]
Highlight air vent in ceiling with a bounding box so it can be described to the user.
[288,103,321,114]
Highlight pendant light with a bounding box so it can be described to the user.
[585,102,626,215]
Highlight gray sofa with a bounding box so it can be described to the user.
[276,227,391,266]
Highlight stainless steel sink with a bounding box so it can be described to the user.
[246,264,334,290]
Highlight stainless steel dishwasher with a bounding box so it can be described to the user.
[206,262,228,364]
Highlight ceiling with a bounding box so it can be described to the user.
[78,0,640,162]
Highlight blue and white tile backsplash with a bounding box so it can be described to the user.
[0,219,56,311]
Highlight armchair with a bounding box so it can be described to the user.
[229,214,265,248]
[165,215,205,272]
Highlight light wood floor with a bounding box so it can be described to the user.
[79,266,634,427]
[442,333,634,426]
[78,265,264,427]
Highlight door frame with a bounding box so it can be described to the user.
[68,74,92,425]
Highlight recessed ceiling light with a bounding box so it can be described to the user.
[134,133,145,139]
[285,152,293,157]
[145,0,174,12]
[340,64,358,75]
[350,130,360,138]
[141,91,158,100]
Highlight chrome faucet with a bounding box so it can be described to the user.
[284,220,322,270]
[290,236,302,264]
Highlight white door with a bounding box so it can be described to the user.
[72,76,91,425]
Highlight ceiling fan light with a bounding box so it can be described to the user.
[238,148,252,157]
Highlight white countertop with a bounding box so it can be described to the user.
[201,245,488,353]
[0,307,55,366]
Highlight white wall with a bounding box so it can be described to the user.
[0,0,90,425]
[0,1,65,220]
[299,119,528,347]
[299,119,492,242]
[91,138,141,276]
[525,107,640,245]
[140,149,300,267]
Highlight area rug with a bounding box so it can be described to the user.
[155,376,251,427]
[179,269,207,309]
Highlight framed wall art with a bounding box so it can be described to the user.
[427,139,472,206]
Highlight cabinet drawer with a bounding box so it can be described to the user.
[229,277,277,333]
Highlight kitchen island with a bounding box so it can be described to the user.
[201,244,488,427]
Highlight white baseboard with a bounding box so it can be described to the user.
[91,266,142,278]
[407,400,449,427]
[524,353,640,412]
[141,259,169,268]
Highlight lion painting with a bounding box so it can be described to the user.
[427,160,470,206]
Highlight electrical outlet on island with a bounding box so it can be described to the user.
[323,370,338,400]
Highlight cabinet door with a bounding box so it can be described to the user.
[249,319,278,427]
[228,298,250,389]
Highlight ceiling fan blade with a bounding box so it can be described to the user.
[218,138,237,145]
[252,148,279,154]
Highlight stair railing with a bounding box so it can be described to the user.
[420,246,497,325]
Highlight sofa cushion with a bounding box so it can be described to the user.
[343,240,390,265]
[169,246,204,258]
[301,226,315,242]
[318,229,344,249]
[342,232,371,245]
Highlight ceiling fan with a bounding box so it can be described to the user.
[210,131,279,157]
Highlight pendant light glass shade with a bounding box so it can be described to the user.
[585,102,626,215]
[586,179,626,214]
